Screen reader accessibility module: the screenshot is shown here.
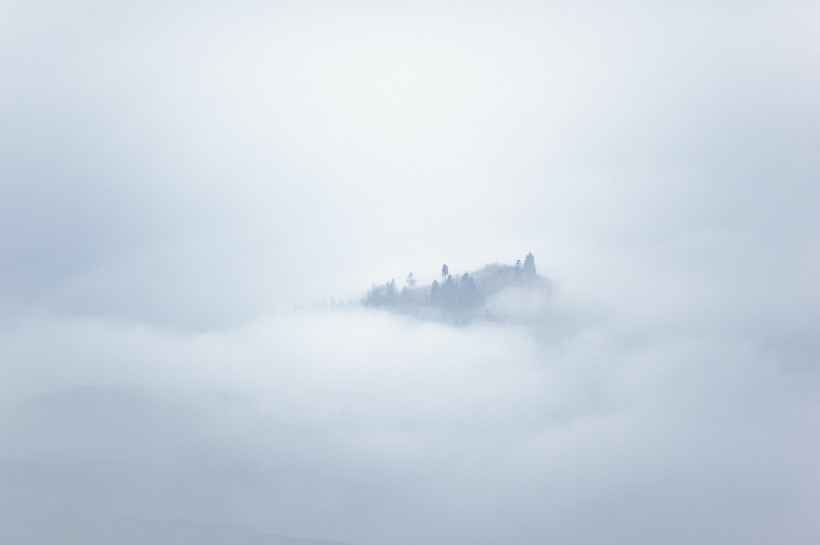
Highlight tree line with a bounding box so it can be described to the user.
[362,252,537,313]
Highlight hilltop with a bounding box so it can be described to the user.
[361,253,551,323]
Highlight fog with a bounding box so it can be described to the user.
[2,0,819,543]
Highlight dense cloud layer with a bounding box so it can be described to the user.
[2,0,819,543]
[2,308,819,544]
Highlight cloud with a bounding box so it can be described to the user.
[3,0,819,328]
[1,305,819,545]
[1,0,819,543]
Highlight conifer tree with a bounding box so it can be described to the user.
[523,252,536,275]
[430,280,441,302]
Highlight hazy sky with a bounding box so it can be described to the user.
[1,1,819,544]
[3,0,817,328]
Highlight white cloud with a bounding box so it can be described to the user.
[1,0,819,543]
[1,306,819,544]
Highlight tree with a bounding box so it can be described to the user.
[430,280,441,302]
[459,272,480,307]
[523,252,536,275]
[362,278,398,307]
[441,274,456,307]
[406,272,417,288]
[441,264,449,279]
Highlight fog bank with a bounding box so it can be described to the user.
[2,0,819,542]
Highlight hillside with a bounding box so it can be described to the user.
[361,253,551,322]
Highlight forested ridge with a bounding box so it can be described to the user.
[362,253,549,321]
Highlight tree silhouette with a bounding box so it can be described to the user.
[441,274,456,307]
[361,252,543,318]
[430,280,441,303]
[523,252,536,275]
[362,278,398,307]
[459,272,480,307]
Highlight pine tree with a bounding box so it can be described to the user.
[459,272,480,307]
[523,252,536,275]
[441,274,456,308]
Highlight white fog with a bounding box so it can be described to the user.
[1,0,819,544]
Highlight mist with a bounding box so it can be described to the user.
[2,0,819,543]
